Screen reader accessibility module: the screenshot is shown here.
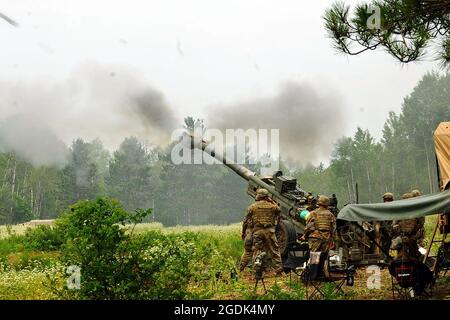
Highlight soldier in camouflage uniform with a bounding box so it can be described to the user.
[411,189,426,247]
[239,212,254,271]
[392,192,424,260]
[244,188,283,275]
[379,192,395,257]
[302,195,336,252]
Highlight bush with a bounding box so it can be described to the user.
[55,197,207,299]
[114,231,201,299]
[24,225,64,251]
[0,234,25,255]
[55,197,143,299]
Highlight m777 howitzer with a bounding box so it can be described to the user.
[187,134,385,266]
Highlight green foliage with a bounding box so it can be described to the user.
[0,235,25,256]
[56,197,143,299]
[54,196,211,299]
[157,143,251,226]
[57,138,109,211]
[118,231,203,299]
[0,73,447,228]
[293,72,449,206]
[8,218,450,300]
[24,225,63,251]
[320,282,345,300]
[0,264,65,300]
[106,137,159,212]
[242,281,307,300]
[0,229,61,271]
[324,0,450,65]
[0,251,60,271]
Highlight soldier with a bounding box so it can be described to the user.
[301,195,336,252]
[411,189,426,247]
[383,192,394,202]
[244,188,283,275]
[392,192,423,260]
[239,212,253,272]
[378,192,395,257]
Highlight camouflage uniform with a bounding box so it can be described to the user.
[392,219,424,260]
[244,189,283,274]
[239,214,253,271]
[392,192,424,260]
[379,192,395,256]
[304,196,336,252]
[411,189,426,247]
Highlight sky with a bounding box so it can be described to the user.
[0,0,437,165]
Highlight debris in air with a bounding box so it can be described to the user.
[0,12,19,27]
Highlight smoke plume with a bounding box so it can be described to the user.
[0,62,345,167]
[207,81,346,166]
[0,62,179,166]
[0,115,68,167]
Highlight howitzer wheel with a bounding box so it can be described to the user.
[338,224,355,245]
[276,219,297,258]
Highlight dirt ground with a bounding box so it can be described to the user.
[214,267,450,300]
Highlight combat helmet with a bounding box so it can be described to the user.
[382,192,394,201]
[411,189,422,197]
[402,192,413,199]
[317,195,330,206]
[255,188,270,200]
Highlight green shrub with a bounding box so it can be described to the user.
[55,197,144,299]
[54,197,209,299]
[116,231,202,299]
[0,234,25,255]
[24,225,64,251]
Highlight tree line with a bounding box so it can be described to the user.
[0,72,448,225]
[0,119,251,225]
[293,72,449,205]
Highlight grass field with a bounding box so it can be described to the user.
[0,218,448,300]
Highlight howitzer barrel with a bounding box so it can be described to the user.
[187,133,256,181]
[186,133,302,219]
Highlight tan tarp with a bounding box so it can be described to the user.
[434,122,450,191]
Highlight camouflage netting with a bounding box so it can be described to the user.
[338,189,450,222]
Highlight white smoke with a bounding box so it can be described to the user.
[0,62,179,165]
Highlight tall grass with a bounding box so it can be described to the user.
[0,224,29,239]
[132,222,243,261]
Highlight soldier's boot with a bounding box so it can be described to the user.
[239,248,253,272]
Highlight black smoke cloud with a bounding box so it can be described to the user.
[0,62,179,166]
[207,81,346,165]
